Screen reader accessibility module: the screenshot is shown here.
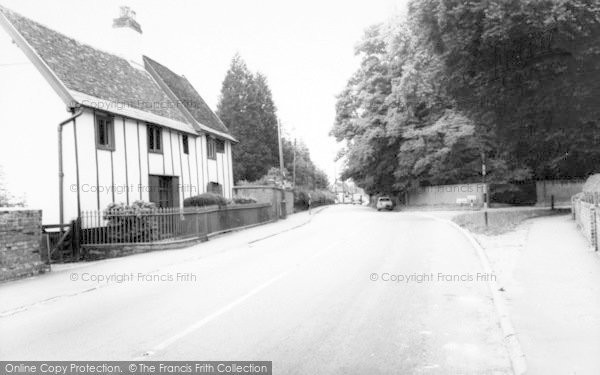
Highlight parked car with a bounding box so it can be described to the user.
[376,196,393,211]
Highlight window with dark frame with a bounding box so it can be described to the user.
[147,125,162,153]
[216,139,225,153]
[207,138,216,160]
[182,134,189,154]
[96,114,114,150]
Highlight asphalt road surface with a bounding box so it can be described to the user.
[0,205,511,374]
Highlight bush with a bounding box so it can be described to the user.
[232,197,258,205]
[103,201,159,242]
[294,188,335,210]
[489,182,536,206]
[583,174,600,192]
[184,193,228,208]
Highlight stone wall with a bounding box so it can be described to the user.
[0,209,48,282]
[233,186,294,218]
[284,190,294,216]
[406,183,487,207]
[536,180,584,206]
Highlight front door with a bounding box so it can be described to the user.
[149,175,180,208]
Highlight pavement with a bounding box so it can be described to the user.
[0,205,512,374]
[475,214,600,375]
[0,207,321,315]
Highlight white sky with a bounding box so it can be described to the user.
[1,0,407,182]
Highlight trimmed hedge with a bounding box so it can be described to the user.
[294,189,335,210]
[232,197,258,204]
[184,193,228,208]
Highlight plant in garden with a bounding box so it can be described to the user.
[184,193,229,208]
[103,201,159,242]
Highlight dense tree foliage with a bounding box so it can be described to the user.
[217,55,279,182]
[281,139,329,189]
[218,54,329,189]
[332,0,600,195]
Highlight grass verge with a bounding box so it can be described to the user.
[452,208,570,235]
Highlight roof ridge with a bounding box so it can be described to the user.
[143,56,233,138]
[0,4,142,68]
[178,74,231,132]
[0,3,233,139]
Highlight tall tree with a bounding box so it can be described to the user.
[331,19,478,194]
[281,138,329,189]
[332,1,600,195]
[217,55,279,182]
[410,0,600,180]
[255,73,280,169]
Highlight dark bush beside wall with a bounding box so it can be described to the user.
[294,189,335,211]
[489,182,536,206]
[184,193,228,208]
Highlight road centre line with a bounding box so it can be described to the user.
[136,240,343,359]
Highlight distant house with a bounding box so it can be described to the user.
[332,180,367,204]
[0,5,236,225]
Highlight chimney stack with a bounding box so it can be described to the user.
[111,6,144,68]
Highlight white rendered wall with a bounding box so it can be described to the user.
[0,22,232,220]
[0,28,71,224]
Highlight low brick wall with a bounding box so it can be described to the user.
[0,209,48,282]
[83,237,207,261]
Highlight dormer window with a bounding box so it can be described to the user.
[96,114,114,151]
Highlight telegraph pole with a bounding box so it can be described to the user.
[277,118,285,185]
[481,151,488,209]
[292,138,296,188]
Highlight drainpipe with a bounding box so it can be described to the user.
[58,106,83,230]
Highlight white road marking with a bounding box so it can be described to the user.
[136,240,343,359]
[135,270,289,359]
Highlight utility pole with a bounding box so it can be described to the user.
[277,118,285,186]
[481,151,488,209]
[292,138,296,188]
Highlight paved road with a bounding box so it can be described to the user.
[0,206,510,374]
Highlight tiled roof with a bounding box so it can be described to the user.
[144,57,231,135]
[0,5,232,138]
